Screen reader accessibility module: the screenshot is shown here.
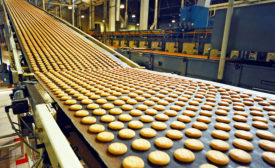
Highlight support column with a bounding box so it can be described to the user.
[42,0,45,10]
[89,5,95,30]
[124,0,128,28]
[71,0,75,26]
[150,0,158,29]
[78,9,81,27]
[217,0,234,80]
[116,0,120,21]
[139,0,149,30]
[181,0,184,8]
[109,0,116,31]
[103,0,107,43]
[59,5,62,18]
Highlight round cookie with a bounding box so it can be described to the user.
[122,104,134,111]
[258,140,275,152]
[216,116,231,123]
[102,103,115,110]
[69,104,82,111]
[262,151,275,165]
[127,99,137,105]
[88,124,105,133]
[108,142,127,155]
[130,109,143,116]
[174,148,195,163]
[119,129,136,139]
[97,132,114,142]
[101,115,115,122]
[256,130,275,140]
[74,110,89,117]
[140,128,157,138]
[109,121,124,130]
[206,150,229,165]
[200,110,213,117]
[211,130,229,140]
[122,156,144,168]
[145,109,158,116]
[81,99,93,105]
[148,150,170,166]
[136,104,148,111]
[197,116,211,124]
[155,137,173,149]
[106,95,117,101]
[154,105,166,111]
[166,129,183,140]
[185,128,202,138]
[109,108,123,115]
[192,122,208,130]
[114,100,125,106]
[185,139,204,151]
[140,115,154,123]
[165,110,177,117]
[64,99,77,105]
[235,130,254,140]
[96,98,107,104]
[152,121,167,130]
[234,122,250,131]
[155,114,169,121]
[93,108,106,115]
[233,138,254,151]
[252,121,268,129]
[128,120,144,129]
[132,138,151,151]
[118,114,132,122]
[87,103,99,110]
[182,110,196,117]
[170,121,185,130]
[214,123,231,131]
[229,148,251,164]
[210,139,229,151]
[178,115,192,123]
[81,116,96,124]
[199,163,218,168]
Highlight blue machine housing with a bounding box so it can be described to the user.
[180,6,211,29]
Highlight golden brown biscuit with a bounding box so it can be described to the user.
[252,121,268,129]
[106,95,117,101]
[262,151,275,165]
[152,121,167,130]
[199,163,218,168]
[170,121,185,130]
[234,130,254,140]
[155,137,173,149]
[155,114,169,121]
[97,132,114,142]
[210,139,229,151]
[140,128,157,138]
[74,110,89,117]
[109,121,124,130]
[154,105,166,111]
[127,99,138,105]
[214,123,231,131]
[122,104,134,111]
[178,115,192,123]
[140,115,154,123]
[229,149,251,164]
[81,99,93,105]
[185,139,204,150]
[69,104,82,111]
[114,100,126,106]
[109,108,123,115]
[206,150,229,165]
[182,110,196,117]
[102,103,115,110]
[233,115,247,122]
[233,138,254,151]
[185,128,202,138]
[87,103,99,110]
[101,115,115,122]
[165,110,177,117]
[128,120,144,129]
[256,130,275,140]
[170,105,182,111]
[174,148,195,163]
[166,129,183,140]
[108,142,127,155]
[93,108,106,115]
[258,140,275,152]
[118,114,133,122]
[197,116,211,124]
[199,110,213,117]
[234,122,250,131]
[211,130,229,140]
[132,138,151,151]
[88,124,105,133]
[216,116,231,123]
[192,122,208,130]
[119,129,136,139]
[148,150,170,166]
[215,109,228,116]
[96,98,107,104]
[81,116,96,124]
[122,156,144,168]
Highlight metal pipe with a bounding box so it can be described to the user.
[124,0,128,28]
[103,0,107,42]
[140,0,149,30]
[109,0,116,31]
[78,8,81,27]
[181,0,184,8]
[116,0,120,21]
[217,0,234,80]
[72,0,75,26]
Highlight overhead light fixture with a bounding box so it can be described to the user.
[68,6,72,10]
[171,19,176,23]
[120,4,125,9]
[136,23,140,26]
[131,14,136,18]
[81,15,85,19]
[102,20,105,23]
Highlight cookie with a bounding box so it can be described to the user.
[154,105,165,111]
[140,128,157,138]
[174,148,195,163]
[210,139,229,151]
[122,156,144,168]
[114,100,125,106]
[229,148,251,164]
[182,110,196,117]
[122,104,134,111]
[262,151,275,165]
[170,121,185,130]
[102,103,115,110]
[101,115,115,122]
[185,139,204,151]
[185,128,202,138]
[148,150,170,166]
[128,120,144,129]
[199,110,213,117]
[127,99,137,105]
[178,115,192,123]
[145,109,158,115]
[234,122,250,131]
[140,115,154,123]
[69,104,82,111]
[152,121,167,130]
[215,109,228,116]
[192,121,208,130]
[155,137,173,149]
[96,98,107,104]
[109,121,124,130]
[235,130,254,140]
[165,110,177,117]
[144,100,155,106]
[74,110,89,117]
[199,163,218,168]
[109,108,123,115]
[108,142,127,155]
[214,123,231,131]
[256,130,275,140]
[252,121,268,129]
[87,103,99,110]
[88,124,105,133]
[233,138,254,151]
[106,95,117,101]
[197,116,211,124]
[65,99,77,105]
[118,129,136,139]
[216,116,230,123]
[132,138,151,151]
[130,109,143,116]
[81,116,96,124]
[155,114,169,121]
[258,140,275,152]
[97,132,114,142]
[206,150,229,165]
[211,130,229,140]
[81,99,93,105]
[166,129,183,140]
[93,108,106,115]
[233,115,247,122]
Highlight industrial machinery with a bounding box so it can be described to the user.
[2,0,275,168]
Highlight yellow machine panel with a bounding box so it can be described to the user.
[203,43,211,55]
[182,43,198,55]
[129,41,137,48]
[165,42,178,53]
[151,41,162,50]
[230,50,239,59]
[249,52,257,60]
[210,49,221,57]
[139,41,148,49]
[106,40,111,46]
[113,40,119,46]
[120,40,127,47]
[266,52,275,62]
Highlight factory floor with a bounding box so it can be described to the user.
[0,43,28,167]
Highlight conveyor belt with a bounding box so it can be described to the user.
[4,0,275,168]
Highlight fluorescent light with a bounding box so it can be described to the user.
[136,23,139,26]
[102,20,105,23]
[171,19,176,23]
[68,6,72,10]
[120,4,125,9]
[81,15,85,19]
[131,14,136,18]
